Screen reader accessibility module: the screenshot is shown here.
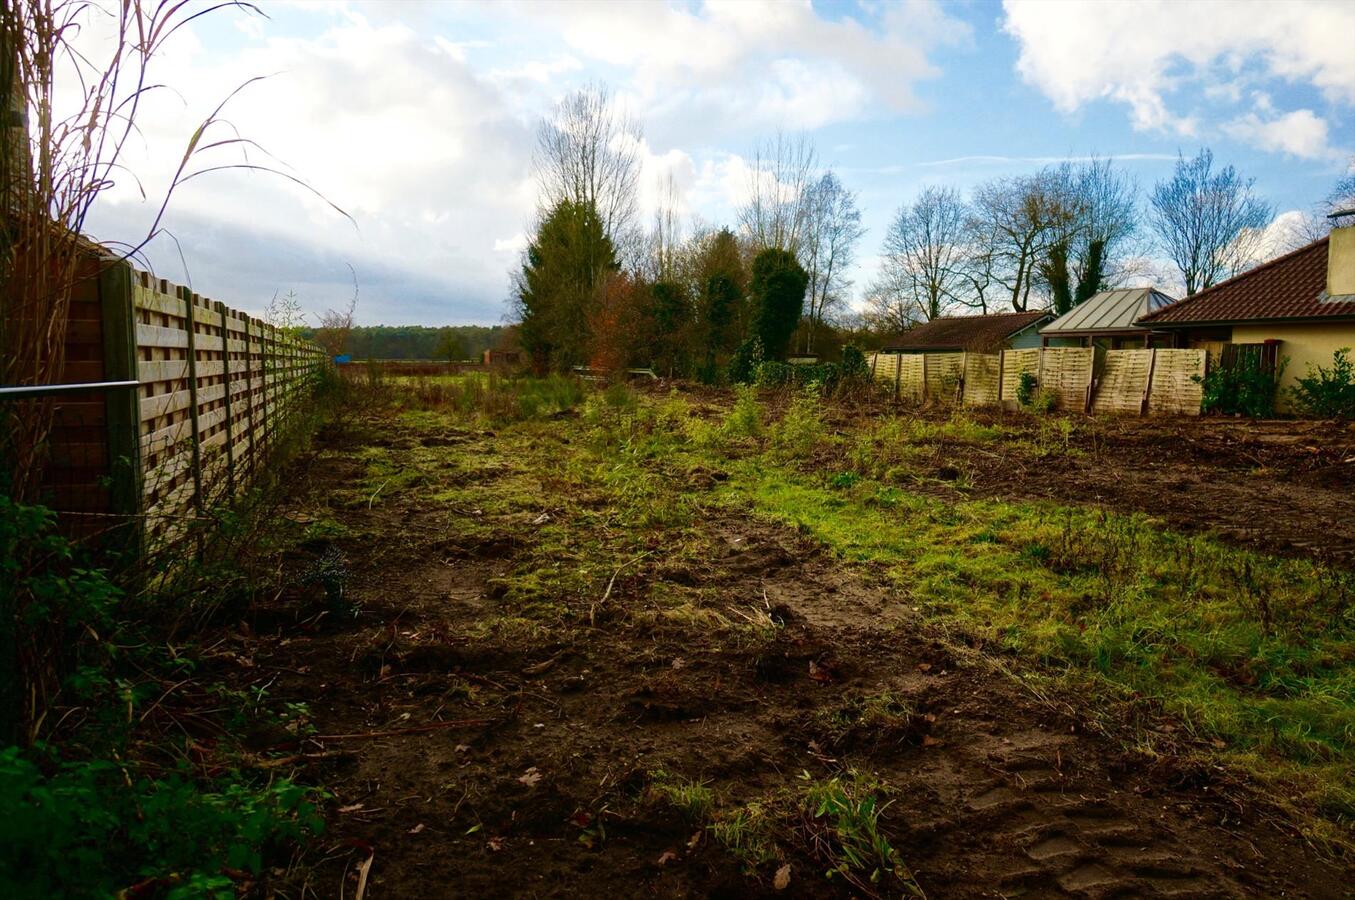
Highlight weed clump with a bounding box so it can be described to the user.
[768,385,826,462]
[721,385,764,442]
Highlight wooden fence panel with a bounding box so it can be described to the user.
[117,262,326,555]
[1091,349,1153,415]
[1147,349,1206,415]
[1000,348,1041,402]
[1039,347,1094,411]
[898,355,924,402]
[923,352,963,401]
[962,353,1001,407]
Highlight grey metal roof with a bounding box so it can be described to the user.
[1040,288,1177,335]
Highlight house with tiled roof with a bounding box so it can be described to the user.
[1136,222,1355,410]
[882,310,1052,354]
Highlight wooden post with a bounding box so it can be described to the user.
[1083,348,1095,414]
[242,315,258,479]
[870,352,879,381]
[179,286,204,515]
[1141,348,1157,416]
[99,260,143,558]
[997,350,1007,404]
[217,301,236,494]
[921,354,930,402]
[259,322,272,457]
[893,353,902,400]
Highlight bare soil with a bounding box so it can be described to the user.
[829,405,1355,564]
[215,401,1355,898]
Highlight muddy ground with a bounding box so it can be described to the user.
[830,405,1355,564]
[224,399,1354,898]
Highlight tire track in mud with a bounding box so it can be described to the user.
[738,526,1337,898]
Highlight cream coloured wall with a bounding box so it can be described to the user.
[1328,227,1355,297]
[1232,322,1355,412]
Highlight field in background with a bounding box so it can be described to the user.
[232,373,1353,896]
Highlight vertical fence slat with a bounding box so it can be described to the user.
[218,301,236,494]
[179,286,204,516]
[99,260,143,556]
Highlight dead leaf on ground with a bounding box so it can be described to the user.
[922,734,941,748]
[518,766,543,787]
[773,863,792,890]
[337,803,365,814]
[687,830,703,850]
[487,836,504,852]
[657,850,678,866]
[407,823,425,835]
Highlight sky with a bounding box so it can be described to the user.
[78,0,1355,327]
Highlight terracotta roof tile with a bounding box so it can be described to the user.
[883,311,1050,352]
[1139,237,1355,325]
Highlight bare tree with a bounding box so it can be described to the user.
[649,170,682,282]
[970,171,1078,311]
[1149,149,1273,296]
[800,172,864,353]
[1328,164,1355,216]
[1281,161,1355,249]
[1054,157,1140,288]
[737,132,818,254]
[533,83,642,248]
[314,270,360,358]
[957,218,1001,314]
[874,186,969,325]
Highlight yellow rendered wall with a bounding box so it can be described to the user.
[1328,226,1355,297]
[1232,322,1355,412]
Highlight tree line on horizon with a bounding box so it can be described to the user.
[510,85,1355,375]
[298,324,508,361]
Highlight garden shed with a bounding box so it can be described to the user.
[883,311,1052,354]
[1039,287,1177,349]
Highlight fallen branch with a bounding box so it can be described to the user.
[246,749,355,769]
[589,550,655,626]
[311,718,493,741]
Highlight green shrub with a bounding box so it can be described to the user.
[1015,372,1055,413]
[754,360,795,387]
[750,345,871,397]
[1197,356,1285,418]
[728,337,765,385]
[0,747,323,899]
[722,385,764,440]
[0,498,121,744]
[769,385,824,461]
[1290,348,1355,418]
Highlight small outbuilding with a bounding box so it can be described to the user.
[1039,287,1177,349]
[883,310,1052,354]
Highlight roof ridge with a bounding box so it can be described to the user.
[1141,236,1329,321]
[936,310,1048,319]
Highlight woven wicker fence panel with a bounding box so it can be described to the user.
[1091,349,1153,415]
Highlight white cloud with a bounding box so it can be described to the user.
[73,7,538,324]
[1224,108,1336,160]
[1002,0,1355,148]
[508,0,970,134]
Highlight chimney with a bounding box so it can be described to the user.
[1329,210,1355,299]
